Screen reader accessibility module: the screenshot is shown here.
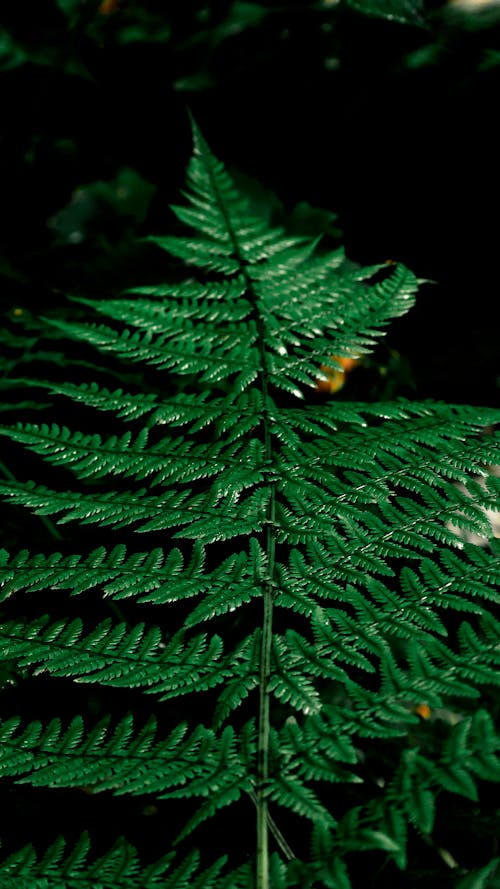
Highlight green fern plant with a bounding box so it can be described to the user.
[1,121,500,888]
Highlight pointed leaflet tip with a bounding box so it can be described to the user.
[187,111,209,157]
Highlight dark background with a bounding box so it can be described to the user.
[1,0,499,405]
[0,1,500,883]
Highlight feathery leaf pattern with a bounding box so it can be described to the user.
[0,121,499,888]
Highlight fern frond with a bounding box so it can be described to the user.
[0,713,251,801]
[0,833,227,889]
[44,316,262,390]
[0,614,234,699]
[0,479,270,538]
[0,542,259,609]
[1,122,500,887]
[73,282,253,328]
[339,708,500,872]
[0,422,265,485]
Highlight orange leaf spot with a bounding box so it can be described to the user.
[415,703,432,720]
[336,355,360,373]
[98,0,120,15]
[316,367,346,394]
[316,354,361,394]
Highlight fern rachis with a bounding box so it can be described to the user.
[0,123,499,888]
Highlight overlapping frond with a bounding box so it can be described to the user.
[324,706,500,876]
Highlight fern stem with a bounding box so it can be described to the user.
[197,129,279,887]
[248,787,296,861]
[251,284,278,889]
[256,498,275,889]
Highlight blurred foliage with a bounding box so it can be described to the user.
[0,0,498,400]
[343,0,427,26]
[48,167,156,246]
[4,1,500,427]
